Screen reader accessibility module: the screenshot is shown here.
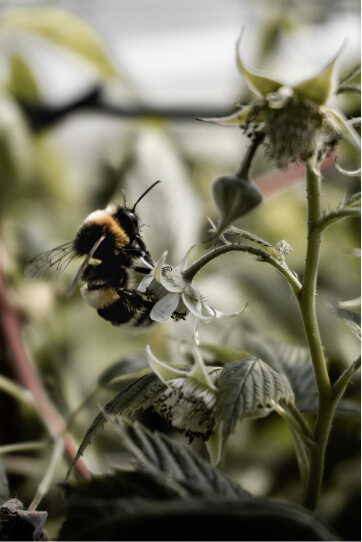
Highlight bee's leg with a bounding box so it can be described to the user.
[133,266,152,274]
[133,236,154,266]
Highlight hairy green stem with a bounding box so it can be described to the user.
[315,207,360,232]
[297,160,334,510]
[182,243,302,294]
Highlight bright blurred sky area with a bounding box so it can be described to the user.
[14,0,361,109]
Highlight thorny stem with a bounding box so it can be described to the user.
[315,207,360,231]
[0,262,90,481]
[182,243,302,295]
[296,159,334,510]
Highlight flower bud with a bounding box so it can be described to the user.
[212,174,263,236]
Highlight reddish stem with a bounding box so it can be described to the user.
[0,264,90,480]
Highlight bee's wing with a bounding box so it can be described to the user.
[25,241,77,280]
[66,234,106,297]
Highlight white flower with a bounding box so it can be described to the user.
[146,345,224,465]
[139,251,246,341]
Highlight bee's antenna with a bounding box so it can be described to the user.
[121,189,128,209]
[132,180,161,212]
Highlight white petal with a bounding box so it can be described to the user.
[137,275,154,292]
[182,286,215,321]
[150,293,180,322]
[153,251,168,283]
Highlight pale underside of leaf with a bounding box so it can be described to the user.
[216,358,294,441]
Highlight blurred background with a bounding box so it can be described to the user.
[0,0,360,539]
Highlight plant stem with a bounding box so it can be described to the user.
[182,243,302,294]
[297,159,334,510]
[236,134,264,179]
[315,207,360,232]
[28,438,64,511]
[0,262,90,481]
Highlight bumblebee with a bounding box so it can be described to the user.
[25,181,160,328]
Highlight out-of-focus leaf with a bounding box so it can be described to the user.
[333,399,361,419]
[335,307,361,340]
[2,7,117,78]
[109,419,252,500]
[97,354,150,389]
[244,335,317,403]
[5,54,40,102]
[0,499,48,541]
[0,91,35,184]
[200,343,252,364]
[0,459,9,505]
[60,480,337,541]
[299,397,360,420]
[217,357,295,441]
[66,374,166,481]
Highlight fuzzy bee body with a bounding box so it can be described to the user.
[25,182,160,329]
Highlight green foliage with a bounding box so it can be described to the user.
[66,374,167,481]
[1,7,117,79]
[60,420,337,541]
[0,4,360,541]
[216,357,295,441]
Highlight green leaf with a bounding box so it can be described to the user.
[244,335,317,403]
[335,307,361,340]
[0,92,35,183]
[217,357,295,441]
[199,343,252,364]
[109,419,251,500]
[65,374,166,481]
[2,7,117,78]
[97,354,150,389]
[5,54,40,102]
[60,482,337,541]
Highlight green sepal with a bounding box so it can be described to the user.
[293,47,342,105]
[236,34,283,97]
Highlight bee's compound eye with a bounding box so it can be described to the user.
[116,210,139,237]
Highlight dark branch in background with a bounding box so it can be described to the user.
[0,251,90,481]
[16,85,235,131]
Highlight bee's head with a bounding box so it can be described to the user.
[114,208,140,239]
[115,180,161,240]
